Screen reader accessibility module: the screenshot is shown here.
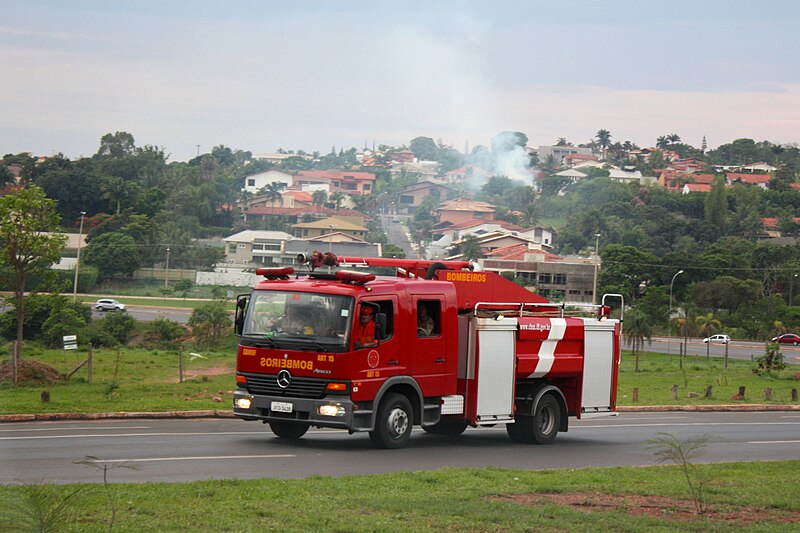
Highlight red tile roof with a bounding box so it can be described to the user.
[726,173,771,184]
[484,243,561,261]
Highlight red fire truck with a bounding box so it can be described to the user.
[233,253,621,449]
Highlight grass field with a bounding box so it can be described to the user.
[1,462,798,531]
[1,345,798,415]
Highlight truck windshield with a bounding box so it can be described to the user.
[242,290,353,350]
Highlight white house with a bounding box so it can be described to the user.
[242,170,293,195]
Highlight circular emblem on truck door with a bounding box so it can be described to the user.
[367,349,379,369]
[277,369,292,389]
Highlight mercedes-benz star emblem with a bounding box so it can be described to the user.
[277,369,292,389]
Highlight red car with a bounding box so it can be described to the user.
[771,333,800,345]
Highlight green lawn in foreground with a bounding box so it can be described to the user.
[2,347,799,415]
[1,463,798,531]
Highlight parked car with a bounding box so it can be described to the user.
[95,298,126,312]
[703,334,730,344]
[771,333,800,345]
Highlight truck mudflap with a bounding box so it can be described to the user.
[233,390,373,432]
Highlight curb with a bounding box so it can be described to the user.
[2,405,799,423]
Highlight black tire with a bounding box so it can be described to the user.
[269,420,309,439]
[422,417,468,436]
[370,393,413,449]
[506,393,561,445]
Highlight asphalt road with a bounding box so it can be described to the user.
[92,305,192,324]
[628,336,800,364]
[2,411,798,485]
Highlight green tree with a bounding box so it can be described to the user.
[329,191,346,211]
[189,301,231,350]
[82,232,141,279]
[695,312,722,358]
[703,175,728,235]
[409,137,438,161]
[623,308,653,372]
[459,235,483,259]
[0,186,65,383]
[311,190,327,213]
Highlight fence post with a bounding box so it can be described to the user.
[765,388,773,401]
[704,385,713,399]
[671,384,678,401]
[792,388,798,402]
[87,342,93,384]
[179,344,184,383]
[633,388,639,402]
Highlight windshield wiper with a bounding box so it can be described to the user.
[245,333,279,347]
[281,334,326,351]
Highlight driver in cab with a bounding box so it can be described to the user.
[355,304,376,347]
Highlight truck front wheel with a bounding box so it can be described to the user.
[507,393,560,445]
[269,420,309,439]
[370,393,413,449]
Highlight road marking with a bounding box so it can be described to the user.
[748,440,800,444]
[92,454,296,463]
[592,416,689,421]
[0,426,151,433]
[570,422,800,429]
[0,431,262,441]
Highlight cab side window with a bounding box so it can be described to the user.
[417,300,440,337]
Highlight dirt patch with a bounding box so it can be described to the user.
[0,359,64,385]
[182,366,233,379]
[493,492,800,525]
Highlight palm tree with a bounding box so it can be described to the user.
[695,312,722,359]
[101,176,130,215]
[666,133,682,145]
[595,129,612,160]
[623,309,653,372]
[656,136,669,149]
[311,190,327,213]
[259,182,286,214]
[329,191,346,211]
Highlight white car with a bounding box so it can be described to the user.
[703,334,730,344]
[95,299,126,312]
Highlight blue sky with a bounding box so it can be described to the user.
[2,1,799,161]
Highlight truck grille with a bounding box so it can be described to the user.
[242,372,328,399]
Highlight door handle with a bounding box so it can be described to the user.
[435,358,445,363]
[387,359,399,365]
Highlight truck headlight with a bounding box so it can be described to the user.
[318,403,346,417]
[235,397,252,410]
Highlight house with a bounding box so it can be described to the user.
[390,160,440,180]
[241,206,366,224]
[396,180,452,213]
[554,168,588,182]
[565,153,599,167]
[726,173,771,189]
[537,145,593,166]
[682,183,712,194]
[251,153,312,165]
[743,162,777,173]
[291,216,369,240]
[658,171,715,191]
[241,170,293,195]
[436,197,496,225]
[294,170,376,196]
[607,168,643,184]
[479,244,598,303]
[443,165,492,186]
[761,217,800,238]
[223,230,295,266]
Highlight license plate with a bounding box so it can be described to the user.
[271,401,293,413]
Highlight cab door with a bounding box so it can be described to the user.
[409,296,448,396]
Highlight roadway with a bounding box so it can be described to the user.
[2,411,798,484]
[627,336,800,364]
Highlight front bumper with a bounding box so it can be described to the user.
[233,389,374,432]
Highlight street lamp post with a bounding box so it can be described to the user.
[72,211,86,303]
[592,233,601,304]
[667,269,685,355]
[790,273,798,306]
[165,247,170,288]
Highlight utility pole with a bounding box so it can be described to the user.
[592,233,601,304]
[165,246,170,287]
[72,211,86,303]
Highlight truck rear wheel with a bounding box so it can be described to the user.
[507,393,560,445]
[369,393,413,449]
[423,417,468,436]
[269,420,309,439]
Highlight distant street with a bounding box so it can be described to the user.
[381,214,419,259]
[626,336,800,364]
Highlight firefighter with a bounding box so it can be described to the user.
[355,305,376,346]
[417,302,435,336]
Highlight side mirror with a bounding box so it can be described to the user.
[234,294,249,336]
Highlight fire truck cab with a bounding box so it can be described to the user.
[233,255,620,449]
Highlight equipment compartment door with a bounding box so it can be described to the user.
[581,323,615,413]
[475,318,516,421]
